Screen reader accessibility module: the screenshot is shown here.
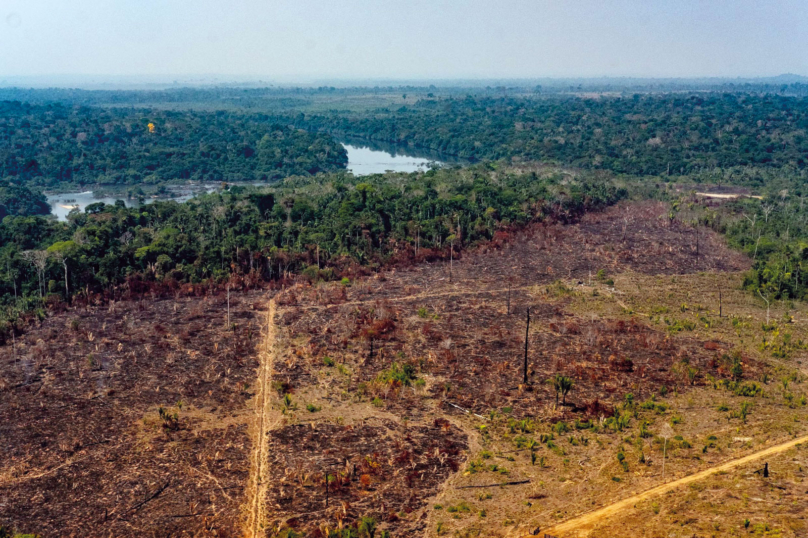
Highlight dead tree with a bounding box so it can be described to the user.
[22,250,49,299]
[507,281,511,315]
[762,204,774,223]
[523,307,530,385]
[448,233,457,282]
[718,288,723,317]
[50,249,70,299]
[758,289,771,324]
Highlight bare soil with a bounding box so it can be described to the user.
[0,291,268,537]
[5,200,798,538]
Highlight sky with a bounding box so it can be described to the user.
[1,0,807,83]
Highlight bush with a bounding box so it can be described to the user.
[739,401,753,423]
[467,459,485,473]
[574,418,593,430]
[553,421,570,434]
[376,362,417,386]
[508,418,535,433]
[734,382,763,397]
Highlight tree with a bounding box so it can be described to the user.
[559,375,574,405]
[47,240,77,299]
[523,307,530,385]
[21,250,49,299]
[549,374,575,406]
[447,233,457,282]
[758,288,771,324]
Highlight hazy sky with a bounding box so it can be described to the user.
[2,0,807,81]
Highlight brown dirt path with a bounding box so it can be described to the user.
[541,434,808,537]
[244,299,281,538]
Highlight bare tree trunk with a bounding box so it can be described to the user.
[507,282,511,315]
[63,260,69,300]
[523,307,530,385]
[758,289,770,324]
[719,289,722,317]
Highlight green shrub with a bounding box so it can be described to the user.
[508,418,535,433]
[376,362,417,386]
[574,418,593,430]
[734,382,762,397]
[467,459,485,473]
[739,401,753,423]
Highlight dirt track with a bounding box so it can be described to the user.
[542,434,808,537]
[244,299,279,538]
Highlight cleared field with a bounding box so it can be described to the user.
[0,290,268,536]
[3,201,806,537]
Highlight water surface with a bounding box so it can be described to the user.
[46,141,451,220]
[344,144,434,175]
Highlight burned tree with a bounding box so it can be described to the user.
[523,306,530,385]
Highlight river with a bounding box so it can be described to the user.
[46,141,449,220]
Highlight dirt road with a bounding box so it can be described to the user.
[541,434,808,537]
[244,299,280,538]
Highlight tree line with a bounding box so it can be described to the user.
[701,183,808,302]
[0,165,625,340]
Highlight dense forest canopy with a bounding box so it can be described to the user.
[0,181,49,219]
[290,93,808,178]
[0,101,347,188]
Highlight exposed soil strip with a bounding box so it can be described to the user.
[542,434,808,537]
[244,299,279,538]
